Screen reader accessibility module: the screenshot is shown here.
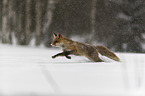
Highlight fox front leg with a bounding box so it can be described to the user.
[52,51,71,59]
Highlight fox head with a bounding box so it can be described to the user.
[51,33,64,47]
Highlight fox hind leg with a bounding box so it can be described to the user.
[85,51,103,62]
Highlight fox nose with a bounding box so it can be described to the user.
[51,44,55,46]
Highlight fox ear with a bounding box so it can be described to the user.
[57,33,62,39]
[53,32,57,37]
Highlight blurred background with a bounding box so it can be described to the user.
[0,0,145,53]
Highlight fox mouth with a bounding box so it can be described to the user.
[51,43,64,48]
[51,44,59,47]
[51,44,55,47]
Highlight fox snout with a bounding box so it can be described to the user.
[51,43,56,46]
[50,43,54,46]
[51,41,60,47]
[51,40,59,46]
[51,42,64,47]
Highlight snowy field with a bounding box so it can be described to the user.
[0,44,145,96]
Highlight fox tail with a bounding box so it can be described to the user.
[95,46,120,62]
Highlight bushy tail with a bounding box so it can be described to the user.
[95,46,120,62]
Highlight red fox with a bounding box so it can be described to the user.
[51,33,120,62]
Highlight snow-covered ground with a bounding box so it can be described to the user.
[0,44,145,96]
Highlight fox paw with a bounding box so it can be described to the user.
[52,56,56,59]
[66,56,71,59]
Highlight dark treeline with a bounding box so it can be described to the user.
[0,0,145,52]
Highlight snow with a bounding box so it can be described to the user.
[0,44,145,96]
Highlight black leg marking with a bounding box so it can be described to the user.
[52,53,64,59]
[52,51,72,59]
